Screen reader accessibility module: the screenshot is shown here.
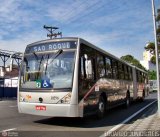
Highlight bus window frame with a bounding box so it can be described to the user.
[20,49,77,91]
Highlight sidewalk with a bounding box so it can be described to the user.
[0,97,17,101]
[121,112,160,131]
[105,102,160,137]
[114,102,160,137]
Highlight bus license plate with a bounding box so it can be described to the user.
[36,106,46,111]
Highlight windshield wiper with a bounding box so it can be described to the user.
[33,52,39,61]
[44,49,63,75]
[32,52,45,79]
[32,52,45,71]
[48,49,63,65]
[54,49,63,59]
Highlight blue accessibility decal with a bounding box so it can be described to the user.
[41,79,52,88]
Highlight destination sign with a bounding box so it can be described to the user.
[25,41,77,53]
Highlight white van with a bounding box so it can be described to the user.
[149,80,157,92]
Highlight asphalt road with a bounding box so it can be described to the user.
[0,92,157,137]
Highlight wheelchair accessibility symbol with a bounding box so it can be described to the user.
[42,80,52,88]
[43,80,49,87]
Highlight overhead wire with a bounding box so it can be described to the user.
[65,0,152,39]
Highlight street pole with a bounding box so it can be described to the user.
[151,0,160,115]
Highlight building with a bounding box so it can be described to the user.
[0,65,19,87]
[140,50,156,71]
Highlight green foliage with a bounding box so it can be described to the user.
[144,42,160,64]
[120,55,134,64]
[145,42,160,64]
[148,70,157,80]
[150,56,156,64]
[157,15,160,21]
[144,42,155,55]
[144,8,160,65]
[120,55,146,70]
[157,9,160,21]
[157,27,160,34]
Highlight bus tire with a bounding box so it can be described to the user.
[97,96,105,119]
[125,92,130,108]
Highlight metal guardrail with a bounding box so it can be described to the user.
[0,49,22,68]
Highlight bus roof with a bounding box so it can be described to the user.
[27,37,79,47]
[26,37,147,73]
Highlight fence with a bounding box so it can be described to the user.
[0,78,18,98]
[0,87,17,98]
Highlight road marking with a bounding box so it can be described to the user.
[0,128,17,133]
[100,100,157,137]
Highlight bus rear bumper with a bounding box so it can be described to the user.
[18,102,80,117]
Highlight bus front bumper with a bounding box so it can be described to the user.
[18,102,80,117]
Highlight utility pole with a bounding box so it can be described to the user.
[43,25,62,39]
[151,0,160,115]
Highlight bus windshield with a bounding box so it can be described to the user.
[20,50,75,89]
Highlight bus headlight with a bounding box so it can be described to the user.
[19,95,25,102]
[57,93,71,104]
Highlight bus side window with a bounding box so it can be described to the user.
[128,67,133,80]
[84,54,94,79]
[80,56,86,79]
[136,70,139,82]
[80,55,95,80]
[124,65,129,80]
[97,53,105,78]
[112,59,118,79]
[118,62,124,80]
[79,44,96,101]
[105,57,112,78]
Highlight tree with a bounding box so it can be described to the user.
[120,55,134,64]
[120,55,146,70]
[144,9,160,64]
[144,42,160,64]
[145,42,155,55]
[148,70,156,80]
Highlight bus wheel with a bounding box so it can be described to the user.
[125,92,130,108]
[97,96,105,119]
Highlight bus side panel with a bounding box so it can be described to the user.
[79,77,134,116]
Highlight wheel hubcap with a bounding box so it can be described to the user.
[99,102,104,113]
[126,99,129,106]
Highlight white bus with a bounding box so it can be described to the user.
[18,37,148,118]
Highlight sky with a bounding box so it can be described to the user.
[0,0,160,61]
